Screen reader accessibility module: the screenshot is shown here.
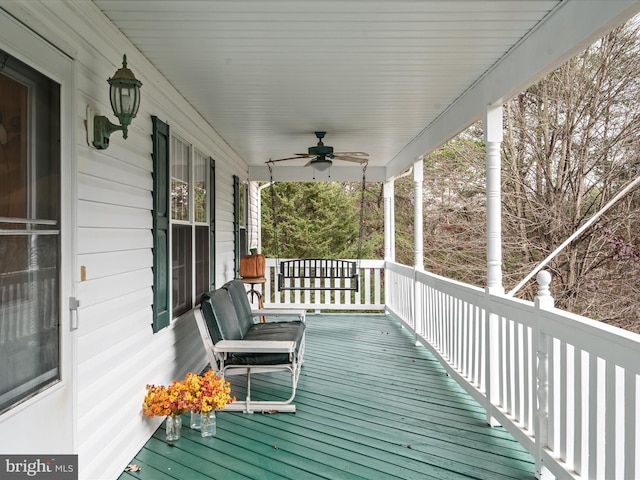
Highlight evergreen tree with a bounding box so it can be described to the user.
[261,182,378,259]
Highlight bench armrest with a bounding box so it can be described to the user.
[252,309,306,322]
[214,340,296,354]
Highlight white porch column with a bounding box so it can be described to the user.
[383,179,395,262]
[485,104,504,292]
[484,104,504,427]
[413,158,424,270]
[413,158,424,342]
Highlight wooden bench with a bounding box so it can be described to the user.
[194,279,306,413]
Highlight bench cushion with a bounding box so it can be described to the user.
[200,289,244,341]
[221,279,255,333]
[227,321,305,366]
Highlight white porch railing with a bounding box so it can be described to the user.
[386,261,640,480]
[261,258,385,311]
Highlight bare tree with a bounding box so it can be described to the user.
[502,22,640,331]
[392,22,640,332]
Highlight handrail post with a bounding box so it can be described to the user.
[535,270,553,479]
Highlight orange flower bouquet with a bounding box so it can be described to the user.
[142,371,234,440]
[183,370,234,437]
[143,379,193,441]
[142,381,191,418]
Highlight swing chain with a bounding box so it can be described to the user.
[268,163,279,266]
[356,164,367,269]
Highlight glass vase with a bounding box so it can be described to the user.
[165,414,182,442]
[190,411,202,430]
[200,411,216,438]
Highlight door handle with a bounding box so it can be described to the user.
[69,297,80,331]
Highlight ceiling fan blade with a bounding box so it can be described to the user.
[266,154,313,163]
[332,155,369,164]
[334,151,369,157]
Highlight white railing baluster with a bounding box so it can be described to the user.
[560,340,568,463]
[605,361,616,479]
[549,337,556,454]
[588,353,598,480]
[523,323,530,432]
[573,347,583,475]
[506,317,513,416]
[514,322,521,426]
[624,370,636,480]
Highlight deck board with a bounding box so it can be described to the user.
[119,313,535,480]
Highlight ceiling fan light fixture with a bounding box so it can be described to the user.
[311,158,332,172]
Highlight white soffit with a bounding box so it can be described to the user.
[93,0,640,181]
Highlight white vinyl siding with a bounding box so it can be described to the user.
[0,3,250,479]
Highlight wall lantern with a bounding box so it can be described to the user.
[91,55,142,149]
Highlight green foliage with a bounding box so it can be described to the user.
[261,182,379,259]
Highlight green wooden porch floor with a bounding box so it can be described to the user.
[119,314,535,480]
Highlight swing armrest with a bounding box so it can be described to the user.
[252,308,306,323]
[214,340,296,354]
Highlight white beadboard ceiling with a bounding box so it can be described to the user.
[93,0,640,182]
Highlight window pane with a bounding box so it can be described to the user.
[0,233,60,414]
[172,224,192,317]
[193,149,207,223]
[0,52,60,414]
[171,178,189,221]
[195,225,209,299]
[171,137,189,221]
[239,183,247,227]
[239,227,248,257]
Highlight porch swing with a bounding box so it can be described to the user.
[267,162,367,292]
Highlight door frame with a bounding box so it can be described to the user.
[0,10,77,454]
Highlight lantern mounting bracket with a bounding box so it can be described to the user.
[93,114,125,149]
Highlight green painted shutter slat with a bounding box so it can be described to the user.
[233,174,240,278]
[209,157,216,290]
[152,116,171,332]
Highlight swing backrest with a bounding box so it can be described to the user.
[278,258,359,291]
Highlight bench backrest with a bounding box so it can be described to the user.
[221,280,255,333]
[200,288,244,341]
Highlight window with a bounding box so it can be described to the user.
[171,136,210,318]
[233,176,249,276]
[152,117,215,330]
[0,50,61,413]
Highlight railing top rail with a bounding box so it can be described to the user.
[538,308,640,371]
[265,257,385,268]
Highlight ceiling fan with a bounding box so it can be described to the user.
[266,131,368,171]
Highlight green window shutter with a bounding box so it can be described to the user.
[209,157,216,290]
[152,116,171,332]
[233,175,240,277]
